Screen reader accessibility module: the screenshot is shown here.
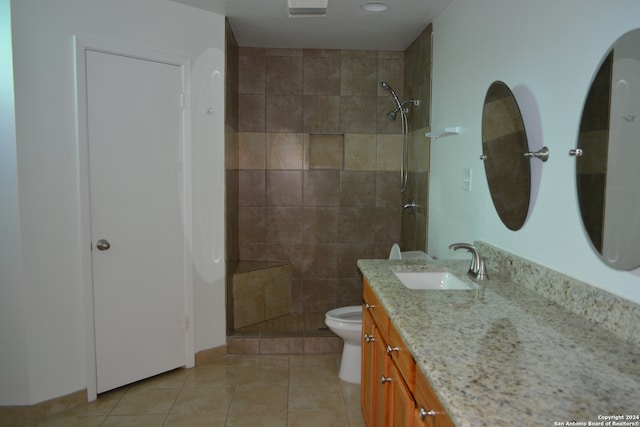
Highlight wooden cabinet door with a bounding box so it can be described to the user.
[362,308,376,427]
[374,329,389,427]
[389,362,415,427]
[414,370,454,427]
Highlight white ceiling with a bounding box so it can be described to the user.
[172,0,453,51]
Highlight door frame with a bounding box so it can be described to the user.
[74,36,194,401]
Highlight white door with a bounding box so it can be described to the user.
[86,49,187,393]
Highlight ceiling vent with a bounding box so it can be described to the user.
[288,0,328,17]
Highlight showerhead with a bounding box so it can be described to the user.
[379,81,394,92]
[386,107,400,121]
[380,81,401,105]
[380,81,403,121]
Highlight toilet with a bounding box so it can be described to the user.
[325,305,363,384]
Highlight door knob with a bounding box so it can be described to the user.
[96,239,111,251]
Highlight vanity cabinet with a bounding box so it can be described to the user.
[362,278,454,427]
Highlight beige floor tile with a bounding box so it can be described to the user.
[164,413,228,426]
[287,410,349,427]
[60,389,125,417]
[289,363,340,386]
[110,388,180,415]
[340,382,362,407]
[100,414,166,427]
[171,386,234,414]
[288,385,346,412]
[127,368,190,391]
[347,408,366,427]
[34,415,105,427]
[228,386,288,415]
[232,366,289,389]
[288,354,338,368]
[184,366,237,388]
[224,412,287,427]
[32,353,361,427]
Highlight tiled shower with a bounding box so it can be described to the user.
[224,22,433,342]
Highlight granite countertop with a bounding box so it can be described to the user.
[358,258,640,427]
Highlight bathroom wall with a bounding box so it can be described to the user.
[429,0,640,304]
[237,48,405,314]
[401,24,432,251]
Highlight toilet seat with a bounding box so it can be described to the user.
[326,306,362,323]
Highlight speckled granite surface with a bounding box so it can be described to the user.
[358,258,640,427]
[477,241,640,346]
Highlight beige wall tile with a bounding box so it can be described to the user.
[239,47,265,56]
[238,207,266,245]
[376,134,402,171]
[238,170,265,207]
[341,57,377,96]
[302,96,340,133]
[266,48,303,57]
[378,50,404,59]
[239,55,265,94]
[266,171,302,207]
[266,133,304,170]
[376,97,403,134]
[264,271,292,319]
[303,56,341,95]
[344,133,376,170]
[224,123,238,170]
[340,50,377,58]
[266,207,303,243]
[412,127,430,173]
[233,274,265,328]
[339,171,376,207]
[302,170,340,207]
[238,132,266,169]
[266,56,303,95]
[377,57,404,97]
[238,94,265,132]
[308,134,344,169]
[340,96,377,133]
[266,95,303,132]
[303,49,341,57]
[302,207,339,243]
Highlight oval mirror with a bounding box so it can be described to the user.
[481,81,531,231]
[576,28,640,270]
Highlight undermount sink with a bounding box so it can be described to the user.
[393,271,476,290]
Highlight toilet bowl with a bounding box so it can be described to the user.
[325,305,363,384]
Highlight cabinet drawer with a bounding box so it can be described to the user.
[388,321,415,392]
[414,370,454,427]
[363,278,389,340]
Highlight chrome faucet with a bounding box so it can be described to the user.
[449,242,488,281]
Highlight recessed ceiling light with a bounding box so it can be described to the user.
[361,2,389,12]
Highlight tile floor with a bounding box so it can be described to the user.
[32,354,364,427]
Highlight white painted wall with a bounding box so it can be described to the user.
[0,0,30,405]
[429,0,640,303]
[6,0,226,405]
